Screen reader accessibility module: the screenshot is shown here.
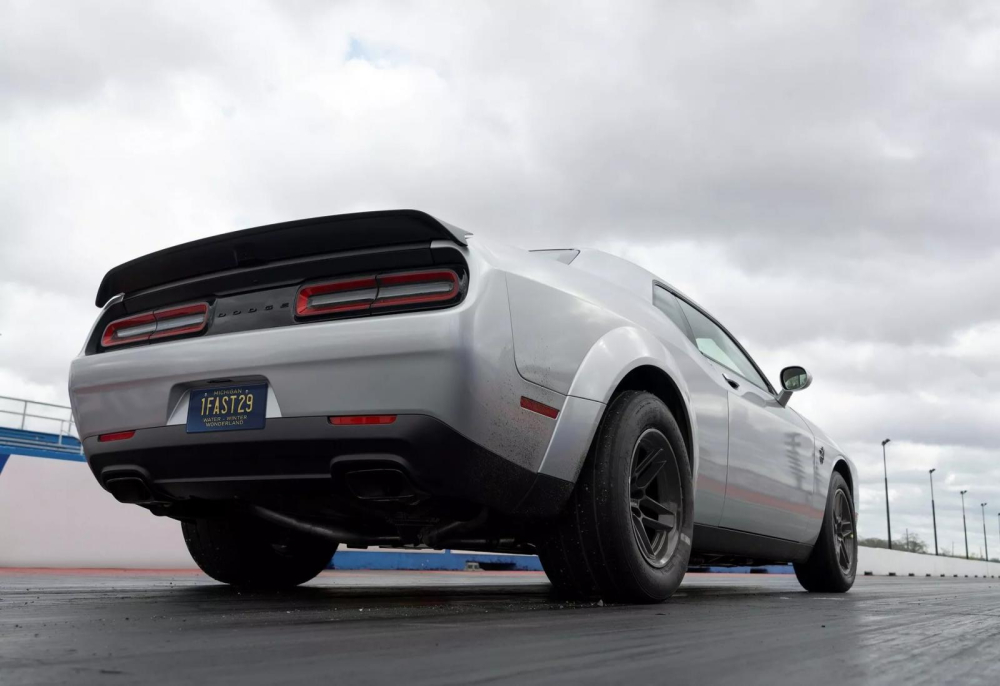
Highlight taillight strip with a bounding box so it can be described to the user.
[372,269,460,308]
[296,269,461,318]
[101,313,157,348]
[150,303,211,339]
[296,276,377,317]
[101,303,209,348]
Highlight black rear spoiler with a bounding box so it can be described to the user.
[94,209,470,307]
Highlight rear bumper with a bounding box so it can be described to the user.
[85,415,572,516]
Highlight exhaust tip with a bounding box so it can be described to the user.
[104,476,155,504]
[345,469,416,501]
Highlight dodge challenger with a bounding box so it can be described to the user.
[68,210,857,602]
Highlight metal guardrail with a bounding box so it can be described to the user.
[0,395,81,452]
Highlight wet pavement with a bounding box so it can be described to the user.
[1,569,998,685]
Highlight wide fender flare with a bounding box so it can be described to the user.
[538,326,698,483]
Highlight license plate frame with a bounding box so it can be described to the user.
[186,383,268,434]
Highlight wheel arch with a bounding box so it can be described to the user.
[538,326,697,484]
[832,459,855,501]
[611,365,694,473]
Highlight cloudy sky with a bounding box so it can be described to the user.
[2,0,999,554]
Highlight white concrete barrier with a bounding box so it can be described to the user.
[0,453,196,568]
[3,451,996,578]
[858,545,994,578]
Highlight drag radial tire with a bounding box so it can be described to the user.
[793,472,857,593]
[539,391,694,604]
[182,516,337,590]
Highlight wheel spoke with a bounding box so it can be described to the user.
[633,447,668,490]
[631,512,655,557]
[640,496,674,517]
[643,514,674,532]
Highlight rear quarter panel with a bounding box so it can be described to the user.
[483,241,730,526]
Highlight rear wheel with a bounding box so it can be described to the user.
[182,516,337,590]
[538,391,694,603]
[794,472,857,592]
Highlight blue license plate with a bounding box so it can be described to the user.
[186,384,267,433]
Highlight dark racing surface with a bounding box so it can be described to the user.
[2,569,999,685]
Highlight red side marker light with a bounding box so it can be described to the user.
[328,415,397,426]
[98,430,136,442]
[520,397,559,419]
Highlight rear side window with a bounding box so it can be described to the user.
[675,299,770,391]
[653,287,693,338]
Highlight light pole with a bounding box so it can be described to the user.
[960,490,969,559]
[929,469,939,556]
[882,438,892,549]
[982,503,989,562]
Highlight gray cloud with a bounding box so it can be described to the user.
[2,0,998,548]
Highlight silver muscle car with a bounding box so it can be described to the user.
[69,210,858,602]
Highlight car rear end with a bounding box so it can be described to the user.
[69,210,572,546]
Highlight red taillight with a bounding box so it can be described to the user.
[520,396,559,419]
[98,430,135,442]
[150,303,210,340]
[328,415,397,426]
[296,276,378,317]
[373,269,459,308]
[101,312,156,348]
[101,302,209,348]
[296,269,461,318]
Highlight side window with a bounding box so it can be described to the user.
[675,299,770,391]
[652,286,692,338]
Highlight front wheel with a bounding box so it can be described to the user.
[182,516,337,590]
[794,472,857,592]
[538,391,694,603]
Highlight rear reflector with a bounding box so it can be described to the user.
[98,430,136,442]
[102,302,209,348]
[296,276,377,317]
[520,397,559,419]
[328,415,397,426]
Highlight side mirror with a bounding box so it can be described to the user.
[777,366,812,407]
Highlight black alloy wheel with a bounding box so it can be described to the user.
[629,428,683,568]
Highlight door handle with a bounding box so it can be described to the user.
[722,374,740,390]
